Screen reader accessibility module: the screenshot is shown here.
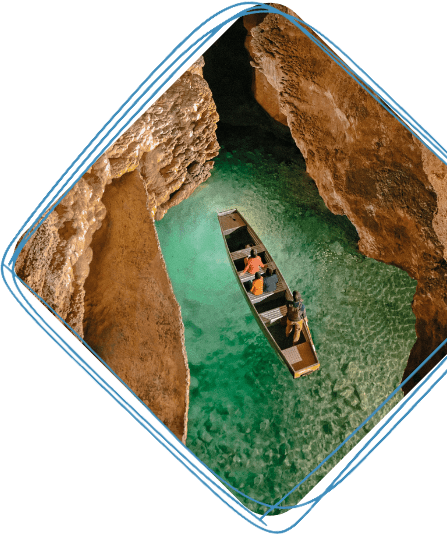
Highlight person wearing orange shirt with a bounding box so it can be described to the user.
[243,244,251,268]
[242,249,265,275]
[249,272,264,296]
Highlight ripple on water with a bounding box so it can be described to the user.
[155,146,417,514]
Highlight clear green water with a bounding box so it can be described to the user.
[155,144,417,514]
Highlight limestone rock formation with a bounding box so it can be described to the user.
[83,170,190,440]
[15,57,219,440]
[243,6,447,392]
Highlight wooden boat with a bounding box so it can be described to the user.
[217,208,320,378]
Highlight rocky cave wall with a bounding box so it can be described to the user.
[243,6,447,393]
[15,5,447,446]
[15,58,219,441]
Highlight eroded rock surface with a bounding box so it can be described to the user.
[244,6,447,392]
[83,170,189,441]
[15,58,219,439]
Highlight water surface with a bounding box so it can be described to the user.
[155,141,417,514]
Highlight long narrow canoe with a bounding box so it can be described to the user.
[217,208,320,378]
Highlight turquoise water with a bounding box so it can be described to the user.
[155,143,417,514]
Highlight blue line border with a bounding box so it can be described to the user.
[2,2,447,531]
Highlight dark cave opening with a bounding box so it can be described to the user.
[203,17,306,166]
[201,16,359,248]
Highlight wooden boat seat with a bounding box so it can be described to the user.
[260,305,287,325]
[220,212,246,235]
[247,279,287,304]
[231,245,266,262]
[282,345,303,365]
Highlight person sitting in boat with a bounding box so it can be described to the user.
[285,291,306,343]
[248,271,264,296]
[243,244,251,267]
[242,249,265,275]
[263,268,278,293]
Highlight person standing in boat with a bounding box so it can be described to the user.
[285,291,306,343]
[263,268,278,292]
[242,249,265,275]
[249,271,264,296]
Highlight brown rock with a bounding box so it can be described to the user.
[83,170,189,441]
[244,5,447,392]
[15,57,219,439]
